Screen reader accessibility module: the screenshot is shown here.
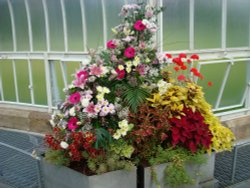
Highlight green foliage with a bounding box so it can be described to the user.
[110,139,134,158]
[94,128,112,149]
[45,149,70,166]
[149,146,206,187]
[87,150,134,174]
[122,85,150,113]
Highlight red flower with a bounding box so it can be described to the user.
[179,53,187,58]
[174,66,180,72]
[165,53,172,58]
[172,57,184,66]
[107,40,117,49]
[208,81,213,87]
[195,72,204,79]
[134,20,146,31]
[116,68,126,80]
[190,67,198,73]
[177,74,186,81]
[190,54,199,60]
[124,47,135,58]
[181,65,187,70]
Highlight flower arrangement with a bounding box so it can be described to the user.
[44,1,235,186]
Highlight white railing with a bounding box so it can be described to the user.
[0,0,250,121]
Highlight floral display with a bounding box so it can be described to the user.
[44,1,235,186]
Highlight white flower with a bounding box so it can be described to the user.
[102,87,110,94]
[118,65,124,70]
[101,66,109,75]
[96,94,104,101]
[94,104,102,113]
[126,67,132,73]
[157,79,172,95]
[49,120,55,127]
[142,19,150,26]
[118,119,128,129]
[149,68,159,77]
[60,141,69,149]
[113,131,121,140]
[133,56,140,66]
[81,98,90,107]
[88,76,96,82]
[108,104,115,114]
[69,107,76,116]
[96,86,103,92]
[120,127,129,136]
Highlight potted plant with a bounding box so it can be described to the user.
[127,58,235,187]
[41,1,235,188]
[41,2,162,188]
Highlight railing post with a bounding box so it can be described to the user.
[50,61,61,106]
[245,61,250,109]
[44,55,53,112]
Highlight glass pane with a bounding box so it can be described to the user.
[194,0,221,49]
[220,62,247,107]
[197,63,227,107]
[47,0,64,51]
[106,0,124,40]
[227,0,250,47]
[163,0,189,51]
[0,0,13,51]
[65,0,83,51]
[12,0,29,51]
[28,0,46,51]
[16,60,30,103]
[0,60,16,101]
[84,0,104,49]
[32,60,47,105]
[66,61,81,84]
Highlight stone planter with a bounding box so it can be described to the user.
[40,159,137,188]
[138,153,217,188]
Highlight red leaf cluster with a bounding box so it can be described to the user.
[168,108,212,153]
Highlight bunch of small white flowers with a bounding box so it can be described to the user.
[113,119,134,140]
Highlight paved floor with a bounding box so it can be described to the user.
[227,179,250,188]
[0,182,15,188]
[0,128,250,188]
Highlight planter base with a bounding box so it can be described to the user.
[40,159,137,188]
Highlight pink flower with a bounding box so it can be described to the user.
[134,20,146,31]
[69,92,81,104]
[68,117,78,131]
[89,65,103,77]
[177,74,186,81]
[124,47,135,59]
[107,40,117,49]
[73,70,88,88]
[136,64,149,76]
[76,70,88,80]
[84,102,96,115]
[116,68,126,80]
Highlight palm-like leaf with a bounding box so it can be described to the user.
[123,86,150,113]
